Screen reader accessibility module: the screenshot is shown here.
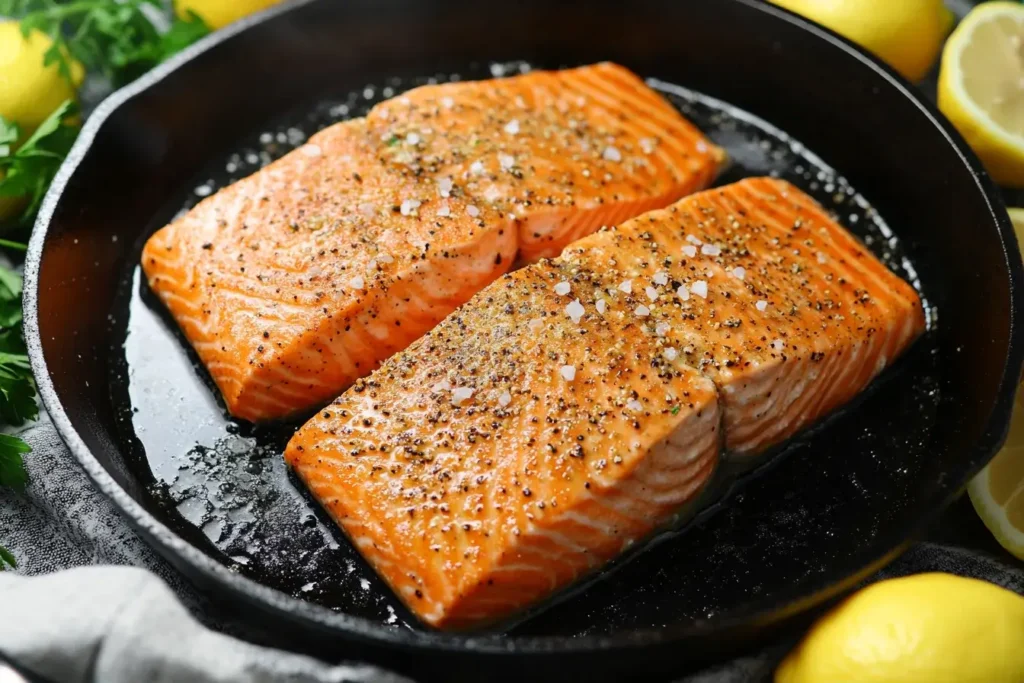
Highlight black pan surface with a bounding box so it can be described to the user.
[23,1,1024,681]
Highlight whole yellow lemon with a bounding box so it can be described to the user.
[769,0,954,82]
[175,0,286,30]
[776,573,1024,683]
[0,22,84,138]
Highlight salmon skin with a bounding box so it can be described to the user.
[141,63,724,422]
[285,177,924,630]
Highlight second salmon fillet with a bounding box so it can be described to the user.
[142,63,724,421]
[285,178,924,630]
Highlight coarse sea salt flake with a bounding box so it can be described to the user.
[504,119,520,135]
[565,299,585,323]
[437,203,451,217]
[528,317,544,332]
[596,299,607,314]
[771,339,784,351]
[560,365,577,381]
[349,276,365,290]
[378,253,394,264]
[498,391,512,407]
[653,271,669,286]
[626,399,643,412]
[686,234,702,245]
[639,138,657,154]
[655,322,670,336]
[301,144,322,157]
[645,286,659,302]
[467,205,480,218]
[731,266,746,280]
[756,300,768,312]
[470,160,485,175]
[499,153,515,170]
[635,305,650,317]
[677,284,690,301]
[691,280,708,298]
[441,96,455,109]
[554,281,572,296]
[602,146,622,162]
[665,347,678,361]
[399,199,421,216]
[433,380,451,392]
[618,279,633,294]
[452,387,475,404]
[438,177,453,198]
[405,132,420,145]
[701,244,721,256]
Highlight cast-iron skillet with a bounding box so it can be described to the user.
[23,0,1024,681]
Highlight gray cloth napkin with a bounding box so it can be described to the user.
[0,566,409,683]
[3,417,1024,683]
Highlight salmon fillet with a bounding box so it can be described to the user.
[284,177,924,629]
[142,63,724,421]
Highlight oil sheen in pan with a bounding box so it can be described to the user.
[108,62,940,635]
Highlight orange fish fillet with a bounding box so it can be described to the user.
[142,63,724,421]
[284,177,924,629]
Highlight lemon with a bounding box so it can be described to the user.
[968,215,1024,559]
[776,573,1024,683]
[769,0,953,82]
[938,3,1024,188]
[0,22,84,139]
[175,0,285,30]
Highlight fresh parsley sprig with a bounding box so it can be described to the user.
[0,101,80,228]
[0,1,210,86]
[0,260,32,571]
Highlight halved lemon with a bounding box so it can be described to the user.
[967,209,1024,558]
[938,2,1024,187]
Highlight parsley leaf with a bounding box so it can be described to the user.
[0,100,80,227]
[0,434,30,491]
[0,543,16,570]
[9,1,210,87]
[0,266,35,428]
[119,10,210,66]
[0,266,23,330]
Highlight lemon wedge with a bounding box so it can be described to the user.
[968,209,1024,560]
[776,573,1024,683]
[968,208,1024,558]
[938,3,1024,187]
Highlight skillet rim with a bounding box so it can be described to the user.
[22,0,1024,656]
